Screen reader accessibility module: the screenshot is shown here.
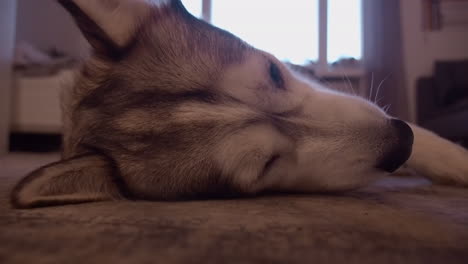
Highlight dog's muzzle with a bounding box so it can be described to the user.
[376,119,414,173]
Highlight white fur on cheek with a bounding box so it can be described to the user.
[268,137,379,193]
[264,76,389,192]
[213,125,291,192]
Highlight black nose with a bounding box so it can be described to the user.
[376,119,414,173]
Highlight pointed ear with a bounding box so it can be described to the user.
[11,154,124,208]
[57,0,166,56]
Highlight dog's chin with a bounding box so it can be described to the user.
[260,162,389,194]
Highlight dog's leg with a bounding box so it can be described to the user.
[406,123,468,186]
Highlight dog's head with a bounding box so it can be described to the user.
[12,0,413,208]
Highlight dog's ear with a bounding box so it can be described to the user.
[11,154,123,208]
[57,0,167,56]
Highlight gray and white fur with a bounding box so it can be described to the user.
[11,0,468,208]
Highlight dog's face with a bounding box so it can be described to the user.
[12,0,414,208]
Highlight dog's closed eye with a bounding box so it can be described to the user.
[269,62,285,90]
[261,154,281,179]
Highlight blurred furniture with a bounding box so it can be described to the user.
[0,0,17,155]
[423,0,468,31]
[11,69,74,133]
[417,60,468,143]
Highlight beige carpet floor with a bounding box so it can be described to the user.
[1,153,468,264]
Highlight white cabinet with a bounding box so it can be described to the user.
[11,70,75,133]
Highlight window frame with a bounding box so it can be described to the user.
[198,0,364,78]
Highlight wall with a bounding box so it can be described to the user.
[16,0,88,58]
[0,0,17,154]
[400,0,468,122]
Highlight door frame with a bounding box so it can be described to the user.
[0,0,16,155]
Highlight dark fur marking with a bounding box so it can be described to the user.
[57,0,122,60]
[261,154,281,178]
[91,119,223,155]
[83,145,135,200]
[79,81,220,112]
[269,61,285,90]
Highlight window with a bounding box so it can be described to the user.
[211,0,318,64]
[181,0,202,18]
[327,0,362,63]
[182,0,362,66]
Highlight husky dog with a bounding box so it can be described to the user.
[11,0,468,208]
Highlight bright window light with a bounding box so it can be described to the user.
[181,0,363,65]
[211,0,319,64]
[181,0,202,18]
[327,0,362,62]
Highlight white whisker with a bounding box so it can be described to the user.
[375,74,391,105]
[343,73,356,96]
[383,104,392,113]
[369,72,374,102]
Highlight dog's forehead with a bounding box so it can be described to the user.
[105,23,255,101]
[124,4,251,75]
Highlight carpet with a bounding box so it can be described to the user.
[1,153,468,264]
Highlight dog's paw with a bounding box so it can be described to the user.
[407,124,468,187]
